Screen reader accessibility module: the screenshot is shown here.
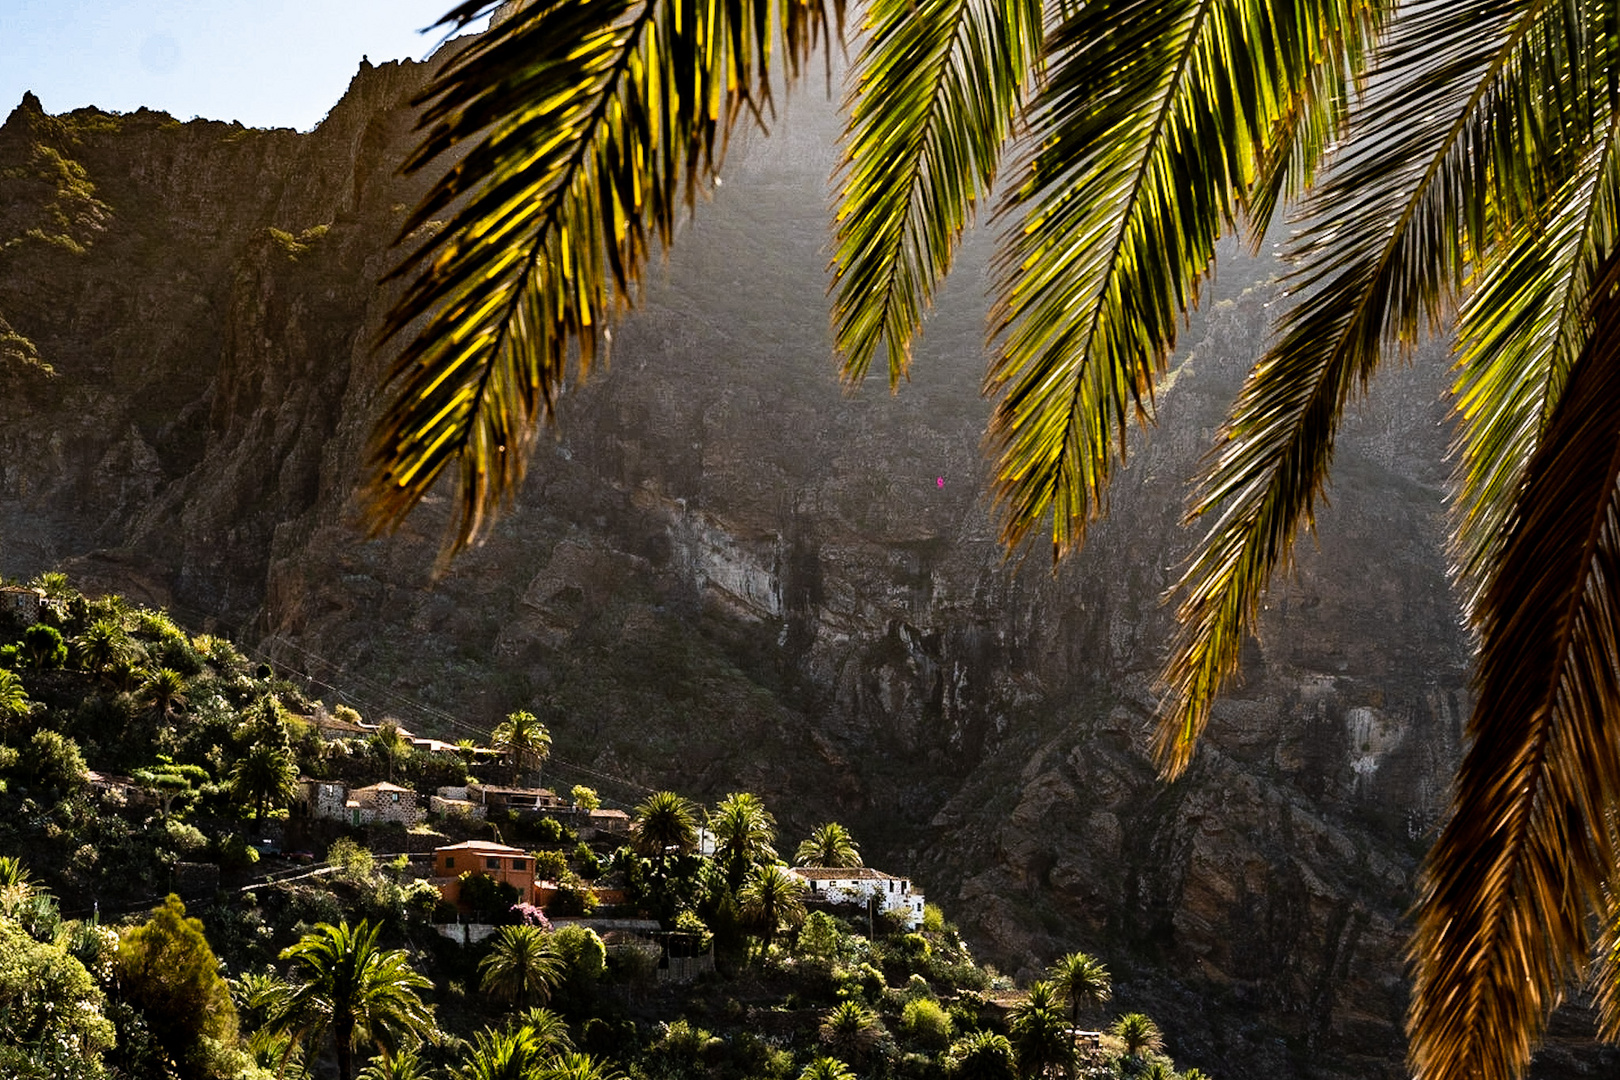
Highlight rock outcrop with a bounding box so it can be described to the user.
[1,53,1610,1080]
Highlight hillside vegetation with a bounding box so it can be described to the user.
[0,575,1209,1080]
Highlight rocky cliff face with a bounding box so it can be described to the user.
[1,53,1610,1080]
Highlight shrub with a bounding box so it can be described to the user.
[533,849,569,881]
[17,730,88,798]
[114,895,238,1075]
[460,872,521,915]
[900,997,954,1051]
[507,902,552,929]
[21,624,66,669]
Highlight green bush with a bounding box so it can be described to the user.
[899,997,954,1051]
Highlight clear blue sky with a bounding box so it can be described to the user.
[2,1,476,131]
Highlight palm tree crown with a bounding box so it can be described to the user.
[280,920,435,1080]
[738,862,807,953]
[364,2,1620,1078]
[709,791,778,890]
[1047,951,1110,1025]
[491,709,552,786]
[631,790,700,857]
[479,925,564,1009]
[794,822,862,868]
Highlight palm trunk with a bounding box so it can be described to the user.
[335,1016,356,1080]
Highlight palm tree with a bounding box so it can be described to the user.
[819,1000,883,1067]
[372,722,411,783]
[358,1047,433,1080]
[510,1006,573,1054]
[0,669,31,731]
[541,1053,623,1080]
[73,618,131,675]
[231,742,299,824]
[1047,952,1111,1026]
[1109,1013,1164,1066]
[490,709,551,787]
[139,667,187,725]
[794,822,862,869]
[454,1025,545,1080]
[478,925,564,1009]
[363,5,1620,1078]
[1009,982,1075,1080]
[280,920,435,1080]
[798,1057,856,1080]
[709,791,778,891]
[947,1030,1018,1080]
[738,862,806,955]
[631,790,699,858]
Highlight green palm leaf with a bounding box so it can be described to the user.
[1451,102,1620,612]
[1157,0,1596,777]
[369,0,841,555]
[1408,255,1620,1080]
[987,0,1386,559]
[829,0,1042,385]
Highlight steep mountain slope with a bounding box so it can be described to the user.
[0,52,1606,1079]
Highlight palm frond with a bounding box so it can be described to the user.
[828,0,1042,385]
[367,0,841,555]
[1408,255,1620,1080]
[1451,94,1620,615]
[1157,0,1597,777]
[986,0,1387,560]
[1242,0,1381,240]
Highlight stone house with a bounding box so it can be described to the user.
[431,840,538,906]
[466,783,570,812]
[788,866,926,929]
[296,778,350,822]
[430,785,488,820]
[348,781,423,826]
[1,586,43,625]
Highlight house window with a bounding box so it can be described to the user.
[390,793,400,804]
[487,857,500,870]
[446,857,456,869]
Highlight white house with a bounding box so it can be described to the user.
[788,866,926,929]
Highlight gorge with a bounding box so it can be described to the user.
[0,45,1607,1079]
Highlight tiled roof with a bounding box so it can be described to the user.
[434,840,528,855]
[789,866,898,881]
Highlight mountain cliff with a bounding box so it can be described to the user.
[1,50,1610,1079]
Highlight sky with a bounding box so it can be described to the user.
[1,0,477,131]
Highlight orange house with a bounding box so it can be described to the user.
[431,841,538,906]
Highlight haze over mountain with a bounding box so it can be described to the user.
[1,45,1611,1079]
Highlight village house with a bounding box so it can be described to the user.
[583,808,632,837]
[1,585,44,625]
[430,840,538,906]
[429,785,487,820]
[465,782,571,812]
[295,778,350,822]
[788,866,926,930]
[347,781,423,826]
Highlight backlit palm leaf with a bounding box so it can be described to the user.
[369,0,841,554]
[1451,101,1620,612]
[1408,255,1620,1080]
[829,0,1042,385]
[1157,0,1597,777]
[987,0,1386,558]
